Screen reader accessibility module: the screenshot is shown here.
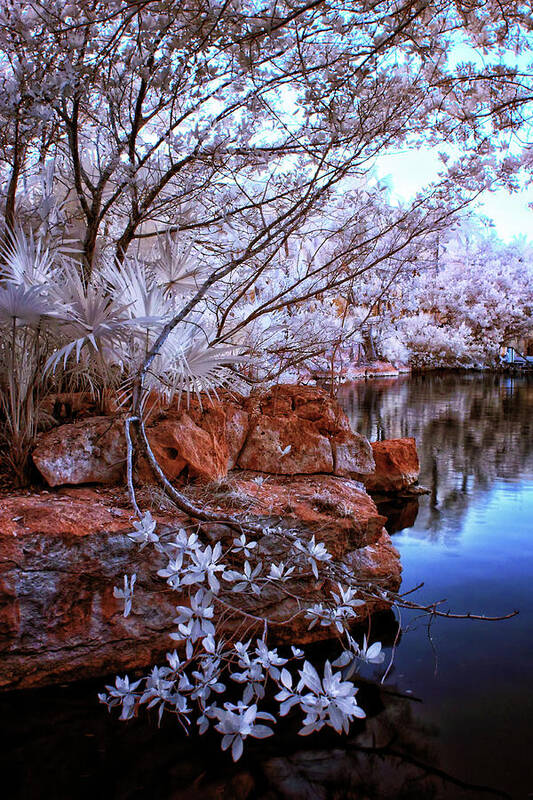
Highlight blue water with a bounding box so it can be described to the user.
[339,372,533,799]
[388,482,533,797]
[2,372,532,799]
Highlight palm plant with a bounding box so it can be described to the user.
[0,281,59,484]
[45,263,139,399]
[103,248,241,412]
[136,323,241,411]
[0,222,242,483]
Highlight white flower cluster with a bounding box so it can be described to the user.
[102,521,387,760]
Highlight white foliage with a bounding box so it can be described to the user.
[101,509,388,760]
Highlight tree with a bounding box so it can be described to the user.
[1,1,530,384]
[373,220,533,368]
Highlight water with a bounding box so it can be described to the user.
[338,372,533,800]
[1,372,532,799]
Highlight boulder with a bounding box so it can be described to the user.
[331,431,375,478]
[364,437,420,494]
[32,417,126,486]
[237,385,373,478]
[141,392,248,477]
[144,411,228,483]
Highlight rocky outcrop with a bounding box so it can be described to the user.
[32,385,374,486]
[364,438,420,494]
[9,385,416,691]
[213,473,387,556]
[0,477,401,691]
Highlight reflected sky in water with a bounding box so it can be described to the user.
[339,372,533,799]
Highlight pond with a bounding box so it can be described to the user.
[338,371,533,800]
[1,371,532,799]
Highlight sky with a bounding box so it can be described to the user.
[378,148,533,243]
[376,37,533,244]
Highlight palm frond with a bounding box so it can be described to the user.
[146,326,242,407]
[0,283,55,326]
[44,264,133,375]
[105,256,172,321]
[152,233,209,297]
[0,226,58,288]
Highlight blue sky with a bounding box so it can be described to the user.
[378,148,533,243]
[377,37,533,243]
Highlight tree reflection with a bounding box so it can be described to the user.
[339,373,533,540]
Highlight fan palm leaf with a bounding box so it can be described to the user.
[105,257,173,321]
[152,234,209,297]
[145,325,242,407]
[0,283,56,327]
[0,227,58,288]
[45,265,133,374]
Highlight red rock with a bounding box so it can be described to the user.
[32,417,126,486]
[225,404,250,469]
[249,384,351,436]
[141,418,188,481]
[142,411,228,483]
[33,386,373,488]
[252,387,293,416]
[238,415,333,474]
[140,395,241,483]
[237,385,370,477]
[344,530,402,614]
[0,476,400,690]
[170,411,228,482]
[364,437,420,494]
[224,473,388,556]
[0,490,182,690]
[331,431,375,478]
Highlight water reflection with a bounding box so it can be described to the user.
[338,372,533,542]
[341,372,533,800]
[0,674,509,800]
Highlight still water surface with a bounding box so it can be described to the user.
[2,372,532,799]
[339,371,533,800]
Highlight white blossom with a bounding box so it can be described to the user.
[128,512,159,549]
[213,703,275,761]
[113,573,136,618]
[295,536,332,578]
